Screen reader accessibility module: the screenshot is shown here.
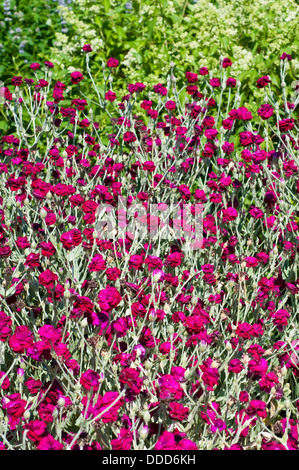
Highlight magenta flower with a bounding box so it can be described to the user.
[70,71,84,85]
[37,434,64,450]
[211,418,226,433]
[107,57,119,68]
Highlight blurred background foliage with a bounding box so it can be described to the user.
[1,0,299,127]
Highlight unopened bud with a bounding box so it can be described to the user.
[81,318,88,329]
[168,325,174,335]
[64,290,71,299]
[40,208,47,219]
[139,426,149,440]
[131,402,138,413]
[58,397,65,408]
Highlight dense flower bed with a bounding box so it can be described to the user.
[0,51,299,450]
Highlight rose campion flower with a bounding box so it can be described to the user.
[80,369,101,392]
[199,67,209,75]
[60,229,82,249]
[30,62,40,70]
[278,118,295,132]
[155,431,198,450]
[185,72,198,83]
[70,72,84,85]
[0,311,12,341]
[153,83,167,96]
[37,434,64,450]
[82,44,92,52]
[221,207,238,222]
[111,429,133,450]
[243,256,259,268]
[107,57,119,68]
[167,402,189,421]
[24,420,48,444]
[210,77,221,87]
[105,90,117,102]
[165,100,176,111]
[257,103,274,119]
[123,131,136,142]
[211,418,226,433]
[256,76,271,88]
[38,270,58,290]
[0,371,10,390]
[222,57,232,68]
[98,286,122,312]
[226,77,236,87]
[143,161,156,172]
[228,359,244,374]
[9,326,34,354]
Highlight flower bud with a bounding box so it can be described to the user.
[40,208,47,219]
[131,402,138,413]
[81,318,88,329]
[153,272,161,283]
[143,411,151,423]
[58,397,65,408]
[139,426,149,440]
[64,290,71,299]
[164,304,170,313]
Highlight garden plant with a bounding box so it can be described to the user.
[0,3,299,452]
